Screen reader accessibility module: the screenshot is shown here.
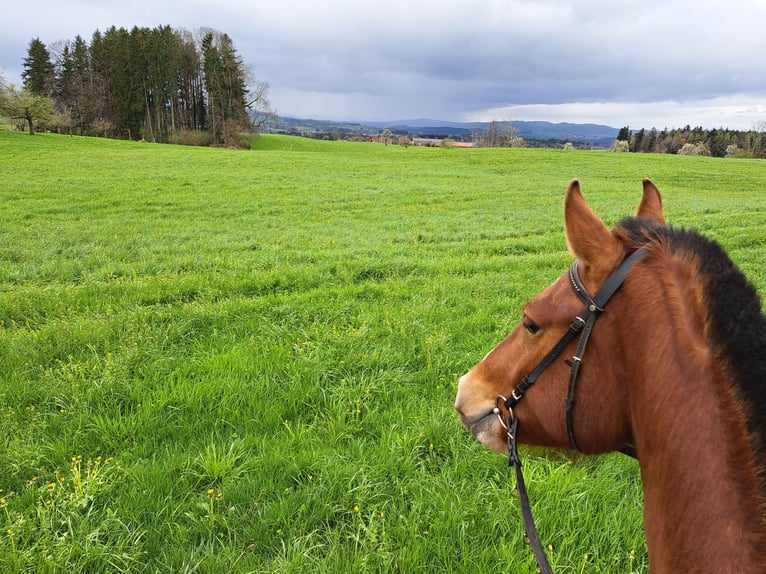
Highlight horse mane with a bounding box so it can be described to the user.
[616,216,766,476]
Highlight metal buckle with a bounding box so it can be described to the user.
[494,395,513,432]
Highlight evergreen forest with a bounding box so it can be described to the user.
[11,26,274,146]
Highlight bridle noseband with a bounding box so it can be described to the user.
[492,247,648,574]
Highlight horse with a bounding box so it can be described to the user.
[454,179,766,573]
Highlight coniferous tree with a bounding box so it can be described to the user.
[22,38,55,96]
[202,30,251,145]
[617,126,631,141]
[69,35,94,134]
[176,29,206,132]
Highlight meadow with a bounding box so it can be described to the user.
[1,130,765,573]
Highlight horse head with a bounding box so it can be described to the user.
[455,179,664,454]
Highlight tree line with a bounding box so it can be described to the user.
[616,123,766,158]
[1,26,274,146]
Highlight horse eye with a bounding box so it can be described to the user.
[523,319,540,335]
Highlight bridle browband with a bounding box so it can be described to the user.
[492,247,648,574]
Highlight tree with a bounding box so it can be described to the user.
[22,37,55,96]
[630,128,645,152]
[617,125,631,141]
[646,128,658,152]
[475,120,518,147]
[245,76,276,133]
[743,120,766,158]
[175,30,205,132]
[0,84,55,134]
[202,30,252,146]
[68,35,95,134]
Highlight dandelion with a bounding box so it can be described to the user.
[353,505,360,514]
[216,492,223,500]
[47,482,55,490]
[207,489,215,497]
[429,443,434,450]
[0,498,6,505]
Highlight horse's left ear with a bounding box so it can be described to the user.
[636,179,665,224]
[564,180,623,284]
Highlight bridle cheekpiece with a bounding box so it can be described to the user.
[492,247,648,574]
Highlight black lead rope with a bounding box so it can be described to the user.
[497,248,649,574]
[505,415,555,574]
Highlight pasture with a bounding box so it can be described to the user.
[1,130,765,573]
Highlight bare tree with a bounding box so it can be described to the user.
[475,119,519,147]
[244,73,276,132]
[744,120,766,158]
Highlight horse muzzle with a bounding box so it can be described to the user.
[455,373,508,453]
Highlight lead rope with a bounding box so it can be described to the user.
[503,412,555,574]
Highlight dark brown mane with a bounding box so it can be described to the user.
[616,216,766,476]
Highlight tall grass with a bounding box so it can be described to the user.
[1,131,764,572]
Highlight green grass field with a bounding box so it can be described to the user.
[1,131,765,573]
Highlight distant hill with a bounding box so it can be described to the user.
[267,116,619,147]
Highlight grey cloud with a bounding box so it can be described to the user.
[2,0,766,127]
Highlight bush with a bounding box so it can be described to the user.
[170,129,213,147]
[725,144,752,159]
[678,142,710,156]
[610,140,629,152]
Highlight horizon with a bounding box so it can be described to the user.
[272,115,763,133]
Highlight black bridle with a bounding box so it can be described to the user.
[492,247,648,574]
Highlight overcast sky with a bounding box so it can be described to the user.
[2,0,765,129]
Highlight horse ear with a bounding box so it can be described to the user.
[564,180,623,282]
[636,179,665,224]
